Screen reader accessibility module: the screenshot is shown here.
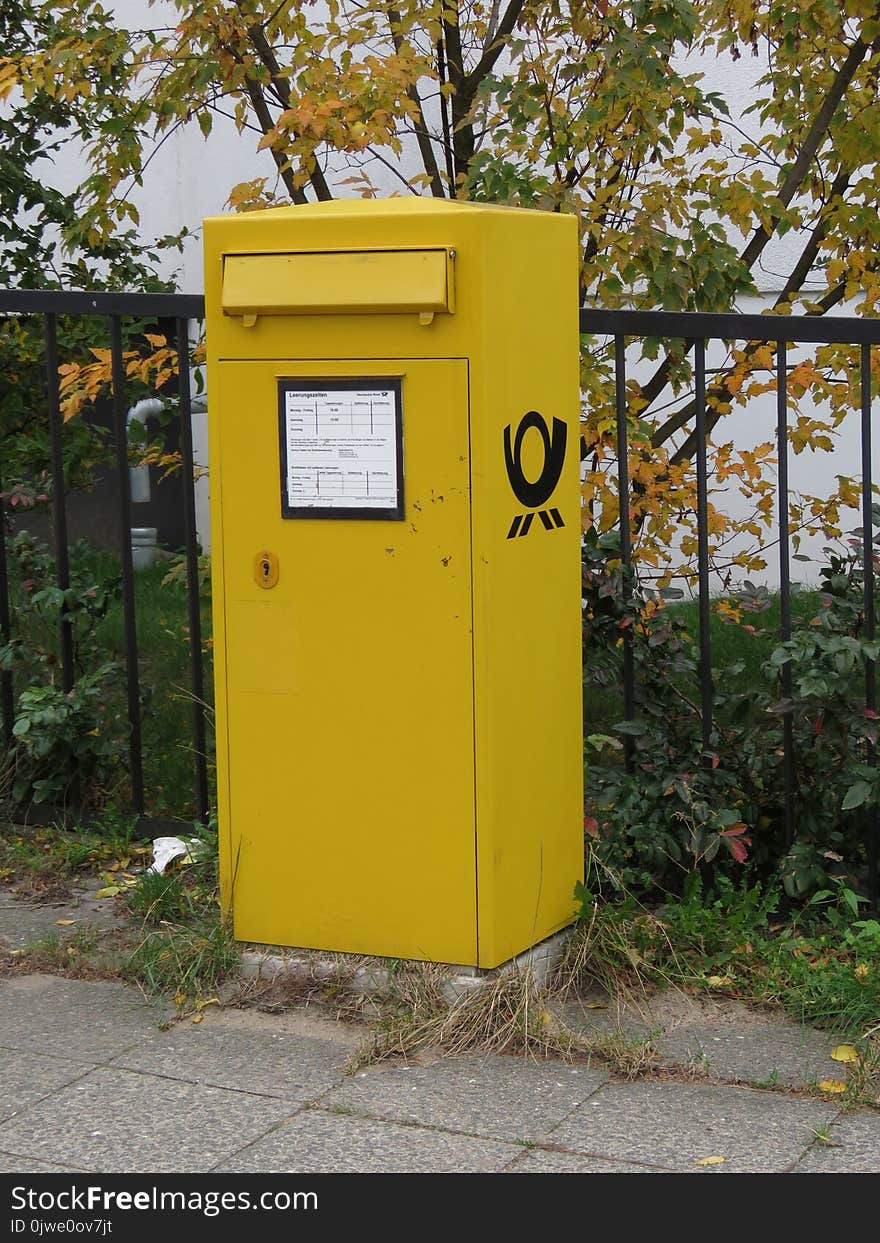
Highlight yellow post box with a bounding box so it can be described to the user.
[203,198,582,968]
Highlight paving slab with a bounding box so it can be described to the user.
[561,988,853,1092]
[322,1054,607,1143]
[547,1080,838,1173]
[109,1011,351,1103]
[220,1108,521,1173]
[793,1110,880,1173]
[0,893,80,950]
[0,1150,79,1173]
[0,887,124,950]
[655,1019,844,1089]
[556,995,655,1042]
[0,1048,91,1124]
[0,1066,293,1173]
[509,1148,672,1173]
[0,975,172,1063]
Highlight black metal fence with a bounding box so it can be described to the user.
[0,290,207,831]
[580,308,880,906]
[0,291,878,900]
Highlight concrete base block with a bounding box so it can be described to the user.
[239,927,574,1005]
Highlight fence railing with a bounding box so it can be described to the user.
[580,308,880,907]
[0,290,206,831]
[1,292,877,902]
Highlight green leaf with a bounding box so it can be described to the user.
[842,780,872,811]
[843,888,861,918]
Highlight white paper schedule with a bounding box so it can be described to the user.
[281,384,401,514]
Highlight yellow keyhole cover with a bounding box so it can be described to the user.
[254,550,279,589]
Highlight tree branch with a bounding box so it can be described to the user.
[444,0,526,182]
[437,35,456,189]
[242,76,307,204]
[633,37,872,424]
[239,6,333,201]
[738,38,867,273]
[652,168,855,461]
[388,7,445,197]
[465,0,527,95]
[442,3,471,180]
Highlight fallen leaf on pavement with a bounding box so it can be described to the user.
[55,919,76,926]
[694,1156,725,1166]
[830,1044,859,1064]
[817,1079,848,1094]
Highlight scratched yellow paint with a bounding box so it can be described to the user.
[204,199,582,967]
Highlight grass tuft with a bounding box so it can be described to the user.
[123,914,239,1004]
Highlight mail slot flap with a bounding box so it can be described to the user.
[222,248,451,316]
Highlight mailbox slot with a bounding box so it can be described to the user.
[222,248,453,318]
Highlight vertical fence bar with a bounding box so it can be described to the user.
[861,343,878,908]
[777,341,795,847]
[176,319,209,823]
[110,316,145,815]
[694,339,712,754]
[615,334,635,764]
[44,313,75,693]
[0,490,13,746]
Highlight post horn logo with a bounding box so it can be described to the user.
[503,410,567,539]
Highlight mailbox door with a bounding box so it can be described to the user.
[215,358,477,963]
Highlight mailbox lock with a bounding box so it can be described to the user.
[254,550,279,589]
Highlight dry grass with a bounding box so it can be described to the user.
[553,895,685,1001]
[341,896,700,1076]
[348,962,589,1072]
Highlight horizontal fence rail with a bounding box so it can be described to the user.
[579,307,880,345]
[0,291,205,319]
[0,290,207,832]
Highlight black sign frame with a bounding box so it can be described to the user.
[277,377,404,521]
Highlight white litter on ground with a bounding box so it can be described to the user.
[147,836,208,876]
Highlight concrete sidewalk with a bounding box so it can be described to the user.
[0,971,878,1174]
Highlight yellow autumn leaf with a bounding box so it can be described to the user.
[191,1012,204,1024]
[706,975,733,987]
[817,1079,848,1094]
[55,919,76,926]
[94,885,120,899]
[694,1155,725,1166]
[830,1045,859,1064]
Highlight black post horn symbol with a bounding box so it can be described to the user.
[504,411,567,539]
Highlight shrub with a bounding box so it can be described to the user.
[583,521,878,901]
[0,533,127,809]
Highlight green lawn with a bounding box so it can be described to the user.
[93,558,214,821]
[4,539,213,822]
[584,588,825,734]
